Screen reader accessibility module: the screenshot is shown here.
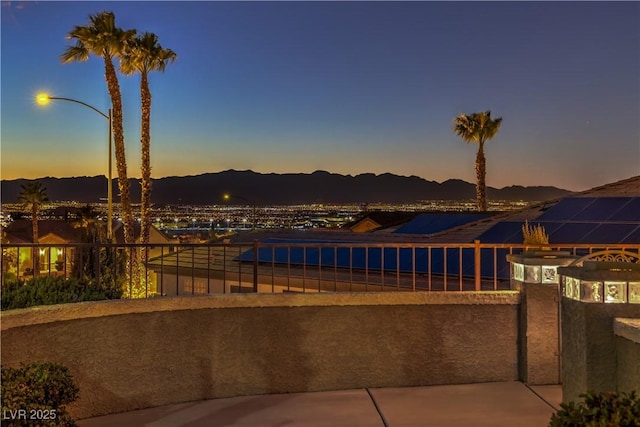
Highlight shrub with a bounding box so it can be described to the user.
[522,220,550,246]
[1,362,79,426]
[549,390,640,427]
[1,275,122,310]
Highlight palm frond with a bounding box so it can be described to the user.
[18,182,49,205]
[60,43,90,63]
[120,31,177,75]
[453,111,502,145]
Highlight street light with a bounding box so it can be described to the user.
[223,193,257,230]
[36,93,113,240]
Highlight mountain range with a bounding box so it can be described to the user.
[1,170,572,205]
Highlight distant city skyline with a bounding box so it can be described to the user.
[1,1,639,191]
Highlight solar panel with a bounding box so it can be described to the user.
[621,227,640,244]
[477,221,568,244]
[479,248,511,279]
[548,223,599,243]
[580,223,640,244]
[478,221,563,244]
[571,197,634,221]
[537,198,597,221]
[608,197,640,221]
[475,222,524,243]
[394,213,491,234]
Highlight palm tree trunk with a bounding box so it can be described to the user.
[32,205,39,277]
[140,72,152,246]
[104,56,140,292]
[138,72,152,292]
[475,142,487,212]
[104,57,134,245]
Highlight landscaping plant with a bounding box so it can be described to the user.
[1,362,79,426]
[549,390,640,427]
[1,275,122,310]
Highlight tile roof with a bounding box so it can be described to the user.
[3,219,82,243]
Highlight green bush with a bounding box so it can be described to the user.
[1,275,122,310]
[549,390,640,427]
[1,362,79,426]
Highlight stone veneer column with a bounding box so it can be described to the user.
[558,263,640,403]
[507,251,577,385]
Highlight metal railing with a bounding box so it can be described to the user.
[2,242,639,296]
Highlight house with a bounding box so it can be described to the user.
[346,211,420,232]
[2,219,83,277]
[2,219,177,278]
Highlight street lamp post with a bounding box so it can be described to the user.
[223,194,257,230]
[36,94,113,240]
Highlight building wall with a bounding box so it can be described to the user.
[1,292,519,420]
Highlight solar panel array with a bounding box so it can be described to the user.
[478,197,640,244]
[237,197,639,282]
[393,213,492,235]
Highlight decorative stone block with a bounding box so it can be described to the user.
[629,282,640,304]
[525,265,541,283]
[513,263,524,282]
[559,262,640,304]
[542,266,559,284]
[604,281,627,303]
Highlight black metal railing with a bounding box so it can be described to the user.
[2,242,639,296]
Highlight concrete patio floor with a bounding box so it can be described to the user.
[77,381,562,427]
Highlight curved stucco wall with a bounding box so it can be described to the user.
[1,292,519,420]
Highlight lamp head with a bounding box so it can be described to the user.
[36,93,51,106]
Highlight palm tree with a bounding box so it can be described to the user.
[18,182,48,276]
[120,32,177,247]
[60,11,136,245]
[74,204,104,242]
[453,111,503,212]
[71,205,104,281]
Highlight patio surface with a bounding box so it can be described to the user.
[77,381,562,427]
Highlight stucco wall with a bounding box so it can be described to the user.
[1,292,519,420]
[519,283,560,385]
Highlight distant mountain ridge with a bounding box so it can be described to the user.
[0,170,572,205]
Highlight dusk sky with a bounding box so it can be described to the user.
[1,1,639,192]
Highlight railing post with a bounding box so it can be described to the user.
[474,240,481,291]
[253,240,259,292]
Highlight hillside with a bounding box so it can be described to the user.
[0,170,573,205]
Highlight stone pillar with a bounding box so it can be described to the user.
[558,263,640,403]
[507,251,577,385]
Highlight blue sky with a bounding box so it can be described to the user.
[1,1,639,191]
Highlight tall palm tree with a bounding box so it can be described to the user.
[18,182,48,276]
[60,11,136,245]
[120,32,177,247]
[453,111,503,212]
